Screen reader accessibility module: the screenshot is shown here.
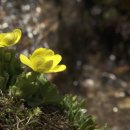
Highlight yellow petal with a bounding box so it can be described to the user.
[30,48,54,59]
[20,47,67,73]
[31,53,62,72]
[45,64,66,73]
[52,54,62,68]
[31,55,45,66]
[31,53,53,72]
[0,43,4,47]
[0,34,6,40]
[0,34,10,47]
[36,60,53,73]
[20,54,34,70]
[43,54,62,69]
[0,29,22,47]
[12,29,22,44]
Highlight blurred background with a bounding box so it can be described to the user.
[0,0,130,129]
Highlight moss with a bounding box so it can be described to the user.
[0,91,105,130]
[0,92,72,130]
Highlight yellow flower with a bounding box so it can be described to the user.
[20,48,66,73]
[0,29,22,47]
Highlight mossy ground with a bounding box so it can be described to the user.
[0,91,72,130]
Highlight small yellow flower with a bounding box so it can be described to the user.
[20,48,66,73]
[0,29,22,47]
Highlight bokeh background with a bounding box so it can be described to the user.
[0,0,130,130]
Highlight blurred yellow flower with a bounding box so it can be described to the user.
[0,29,22,47]
[20,48,66,73]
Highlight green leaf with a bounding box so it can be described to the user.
[62,95,105,130]
[10,72,63,106]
